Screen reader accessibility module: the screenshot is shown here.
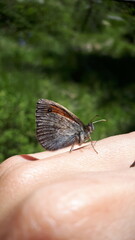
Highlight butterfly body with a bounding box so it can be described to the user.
[36,99,94,151]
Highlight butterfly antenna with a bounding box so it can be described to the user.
[93,119,106,124]
[90,115,99,122]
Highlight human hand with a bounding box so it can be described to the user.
[0,132,135,240]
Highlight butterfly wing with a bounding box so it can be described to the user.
[36,99,84,150]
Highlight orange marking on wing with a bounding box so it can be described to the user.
[50,105,76,122]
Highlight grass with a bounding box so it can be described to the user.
[0,35,134,162]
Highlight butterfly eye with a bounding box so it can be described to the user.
[48,108,52,112]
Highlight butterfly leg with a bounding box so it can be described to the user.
[78,131,85,145]
[70,143,75,152]
[89,135,98,154]
[70,134,80,152]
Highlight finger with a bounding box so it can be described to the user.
[2,132,135,185]
[28,143,90,159]
[30,132,135,170]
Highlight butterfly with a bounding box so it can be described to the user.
[36,99,106,152]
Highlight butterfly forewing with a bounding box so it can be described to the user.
[36,99,84,150]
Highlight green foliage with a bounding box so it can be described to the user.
[0,0,135,161]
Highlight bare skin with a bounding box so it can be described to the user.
[0,132,135,240]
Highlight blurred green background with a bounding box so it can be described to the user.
[0,0,135,162]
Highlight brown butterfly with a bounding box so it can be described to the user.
[36,99,106,152]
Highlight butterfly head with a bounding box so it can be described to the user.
[85,118,106,135]
[87,122,94,133]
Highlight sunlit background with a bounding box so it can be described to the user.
[0,0,135,161]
